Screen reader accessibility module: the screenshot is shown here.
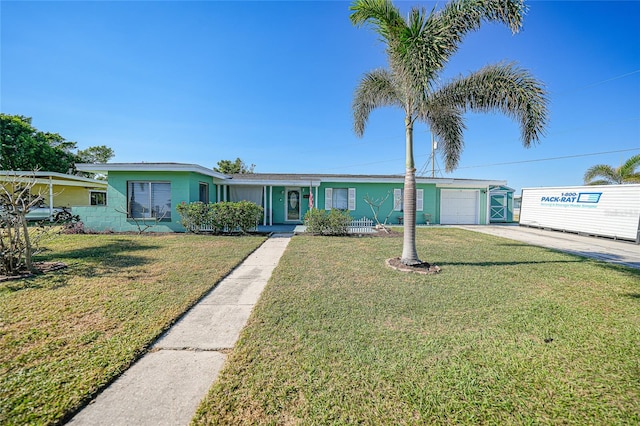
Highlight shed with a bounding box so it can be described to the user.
[488,185,515,223]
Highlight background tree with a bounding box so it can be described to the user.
[214,158,255,174]
[0,114,114,174]
[583,154,640,185]
[351,0,548,266]
[77,145,115,164]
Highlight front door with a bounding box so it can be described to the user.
[286,188,301,222]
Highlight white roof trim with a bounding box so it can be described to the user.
[228,179,322,187]
[70,163,506,187]
[228,176,476,185]
[75,163,228,180]
[436,180,507,188]
[0,170,108,186]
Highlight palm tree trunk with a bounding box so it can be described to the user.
[401,116,421,265]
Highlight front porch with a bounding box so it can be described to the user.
[256,224,297,233]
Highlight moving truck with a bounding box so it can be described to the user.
[519,184,640,244]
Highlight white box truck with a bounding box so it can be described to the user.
[519,184,640,243]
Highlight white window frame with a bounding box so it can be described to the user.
[127,181,172,221]
[325,187,355,211]
[393,188,423,211]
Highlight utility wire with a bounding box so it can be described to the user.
[319,70,640,173]
[554,69,640,96]
[431,147,640,173]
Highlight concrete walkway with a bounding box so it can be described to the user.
[68,233,293,426]
[456,224,640,269]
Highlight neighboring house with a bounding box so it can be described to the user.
[74,162,514,232]
[0,170,108,217]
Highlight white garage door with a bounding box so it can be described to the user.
[440,190,480,224]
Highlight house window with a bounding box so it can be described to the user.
[333,188,348,210]
[393,188,423,211]
[324,188,356,210]
[127,181,171,220]
[199,183,209,203]
[90,191,107,206]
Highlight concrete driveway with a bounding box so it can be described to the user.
[456,224,640,270]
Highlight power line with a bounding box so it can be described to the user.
[435,148,640,172]
[318,70,640,173]
[554,69,640,97]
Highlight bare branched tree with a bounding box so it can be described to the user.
[363,191,394,233]
[114,205,169,234]
[1,173,48,274]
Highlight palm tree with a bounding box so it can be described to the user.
[351,0,548,266]
[583,154,640,185]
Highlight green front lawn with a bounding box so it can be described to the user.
[0,233,266,425]
[193,228,640,425]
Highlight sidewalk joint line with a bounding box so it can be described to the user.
[155,346,232,352]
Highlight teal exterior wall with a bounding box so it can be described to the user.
[259,182,438,226]
[316,181,438,225]
[75,168,502,231]
[261,186,313,224]
[74,170,219,232]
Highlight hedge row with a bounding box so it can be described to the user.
[176,201,263,234]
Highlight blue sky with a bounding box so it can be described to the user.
[2,0,638,193]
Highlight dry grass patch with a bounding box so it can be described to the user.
[0,233,266,425]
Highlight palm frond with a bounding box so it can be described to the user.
[619,153,640,179]
[352,69,403,136]
[392,7,440,96]
[424,104,465,171]
[349,0,405,46]
[583,164,621,185]
[431,62,548,146]
[426,0,526,70]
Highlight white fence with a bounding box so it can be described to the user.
[195,222,258,233]
[349,217,374,233]
[193,218,374,234]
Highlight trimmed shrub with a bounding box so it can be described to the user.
[236,201,263,232]
[304,209,327,234]
[326,209,351,234]
[177,201,263,234]
[176,202,213,233]
[304,208,351,235]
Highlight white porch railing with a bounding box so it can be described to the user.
[193,218,374,234]
[195,222,258,233]
[349,217,374,233]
